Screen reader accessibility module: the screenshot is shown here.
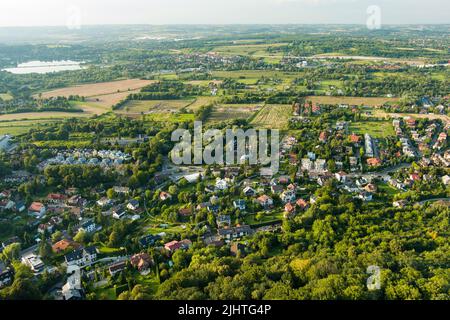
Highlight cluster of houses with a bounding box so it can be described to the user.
[38,149,132,170]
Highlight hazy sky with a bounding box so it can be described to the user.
[0,0,448,26]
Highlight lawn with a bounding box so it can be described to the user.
[244,210,284,226]
[349,121,395,138]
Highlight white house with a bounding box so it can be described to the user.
[65,247,98,267]
[280,190,296,203]
[215,178,228,190]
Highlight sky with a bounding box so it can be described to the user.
[0,0,448,27]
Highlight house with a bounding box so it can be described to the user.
[278,176,290,184]
[243,186,256,197]
[393,200,408,208]
[127,200,140,211]
[218,225,253,240]
[367,158,382,167]
[47,193,67,205]
[28,202,46,218]
[319,131,328,143]
[442,175,450,186]
[38,223,54,235]
[233,199,246,211]
[296,199,309,211]
[96,197,112,207]
[14,201,26,213]
[284,203,296,217]
[0,264,13,289]
[0,199,14,211]
[271,184,284,194]
[109,261,127,276]
[21,254,45,273]
[64,246,98,267]
[112,206,126,220]
[67,195,86,207]
[350,134,361,144]
[280,190,296,203]
[62,271,83,300]
[78,219,96,233]
[113,186,130,195]
[164,239,192,252]
[358,192,373,202]
[215,178,228,190]
[335,171,348,183]
[364,184,377,193]
[139,234,160,248]
[255,195,273,208]
[130,253,153,273]
[196,202,210,211]
[159,192,172,201]
[217,215,231,228]
[207,204,220,214]
[178,207,193,216]
[230,243,247,257]
[52,239,79,253]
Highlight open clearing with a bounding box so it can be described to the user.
[0,119,57,135]
[305,96,399,106]
[0,111,90,122]
[208,103,263,123]
[211,43,287,63]
[250,104,292,129]
[114,100,194,117]
[0,93,13,101]
[36,79,155,115]
[372,109,450,125]
[349,121,395,138]
[37,79,154,99]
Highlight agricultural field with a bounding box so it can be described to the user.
[114,99,194,117]
[37,79,155,115]
[250,104,292,129]
[211,43,287,63]
[305,96,399,106]
[0,119,56,135]
[37,79,154,99]
[349,120,395,138]
[208,103,262,123]
[0,111,91,122]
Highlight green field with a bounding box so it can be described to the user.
[250,104,292,129]
[349,121,395,138]
[0,119,58,135]
[0,93,13,101]
[212,43,287,63]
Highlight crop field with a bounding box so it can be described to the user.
[144,113,195,123]
[349,121,395,138]
[211,70,300,84]
[115,99,194,117]
[250,104,292,129]
[211,43,287,63]
[0,119,57,135]
[305,96,399,106]
[0,111,91,122]
[186,96,218,111]
[208,103,263,123]
[37,79,154,99]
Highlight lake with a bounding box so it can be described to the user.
[2,60,84,74]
